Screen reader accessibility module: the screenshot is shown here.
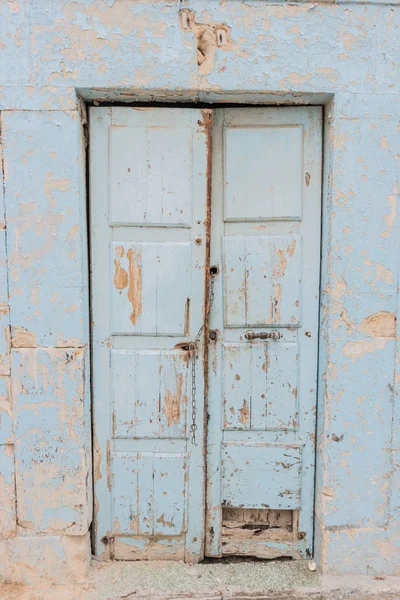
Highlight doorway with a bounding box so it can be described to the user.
[89,106,322,562]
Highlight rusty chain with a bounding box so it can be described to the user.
[190,273,216,445]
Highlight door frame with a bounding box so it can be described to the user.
[86,98,327,560]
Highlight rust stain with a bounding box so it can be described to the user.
[203,109,214,557]
[184,297,190,336]
[126,248,142,326]
[156,513,174,528]
[287,239,297,257]
[106,439,111,492]
[262,352,270,372]
[276,249,288,277]
[93,430,102,484]
[273,283,282,323]
[114,260,128,291]
[112,410,117,436]
[238,399,249,426]
[305,172,311,187]
[212,348,217,374]
[164,373,184,427]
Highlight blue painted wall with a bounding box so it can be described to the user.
[0,0,399,582]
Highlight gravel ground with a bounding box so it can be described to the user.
[1,558,400,600]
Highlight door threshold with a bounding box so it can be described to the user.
[5,560,400,599]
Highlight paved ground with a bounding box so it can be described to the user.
[2,559,400,600]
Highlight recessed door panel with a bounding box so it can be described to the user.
[223,235,302,327]
[112,349,190,438]
[112,452,187,536]
[222,342,300,433]
[110,124,192,227]
[221,443,302,509]
[111,241,191,335]
[224,125,303,221]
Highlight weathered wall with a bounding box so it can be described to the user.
[0,0,399,583]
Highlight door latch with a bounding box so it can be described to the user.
[245,330,282,341]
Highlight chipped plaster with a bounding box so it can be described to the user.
[0,0,399,583]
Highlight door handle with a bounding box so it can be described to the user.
[245,330,282,341]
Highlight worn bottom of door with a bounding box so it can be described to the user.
[90,105,322,562]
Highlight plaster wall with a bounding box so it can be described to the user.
[0,0,399,583]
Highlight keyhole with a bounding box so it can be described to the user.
[210,265,219,277]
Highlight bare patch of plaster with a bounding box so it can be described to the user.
[382,181,398,239]
[11,327,37,348]
[180,9,235,75]
[342,311,396,362]
[342,338,388,362]
[359,311,396,338]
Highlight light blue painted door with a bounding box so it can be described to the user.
[91,106,322,563]
[206,107,322,559]
[90,107,211,561]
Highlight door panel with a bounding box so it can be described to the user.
[112,453,187,536]
[109,120,192,227]
[112,349,189,438]
[222,342,299,432]
[223,234,302,327]
[91,107,211,562]
[224,125,303,221]
[222,443,301,509]
[207,107,322,560]
[111,241,191,335]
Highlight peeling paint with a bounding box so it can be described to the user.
[126,248,142,326]
[359,311,396,338]
[0,0,399,582]
[164,373,183,427]
[11,326,37,348]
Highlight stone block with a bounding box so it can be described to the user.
[12,348,90,534]
[0,444,16,538]
[2,110,89,348]
[0,532,90,584]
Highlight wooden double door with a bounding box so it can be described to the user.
[90,106,322,562]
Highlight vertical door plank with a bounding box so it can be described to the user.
[153,454,187,536]
[249,344,268,430]
[112,351,136,437]
[112,453,139,534]
[138,454,155,535]
[135,352,160,438]
[222,344,252,431]
[266,343,299,431]
[157,243,190,335]
[223,236,246,327]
